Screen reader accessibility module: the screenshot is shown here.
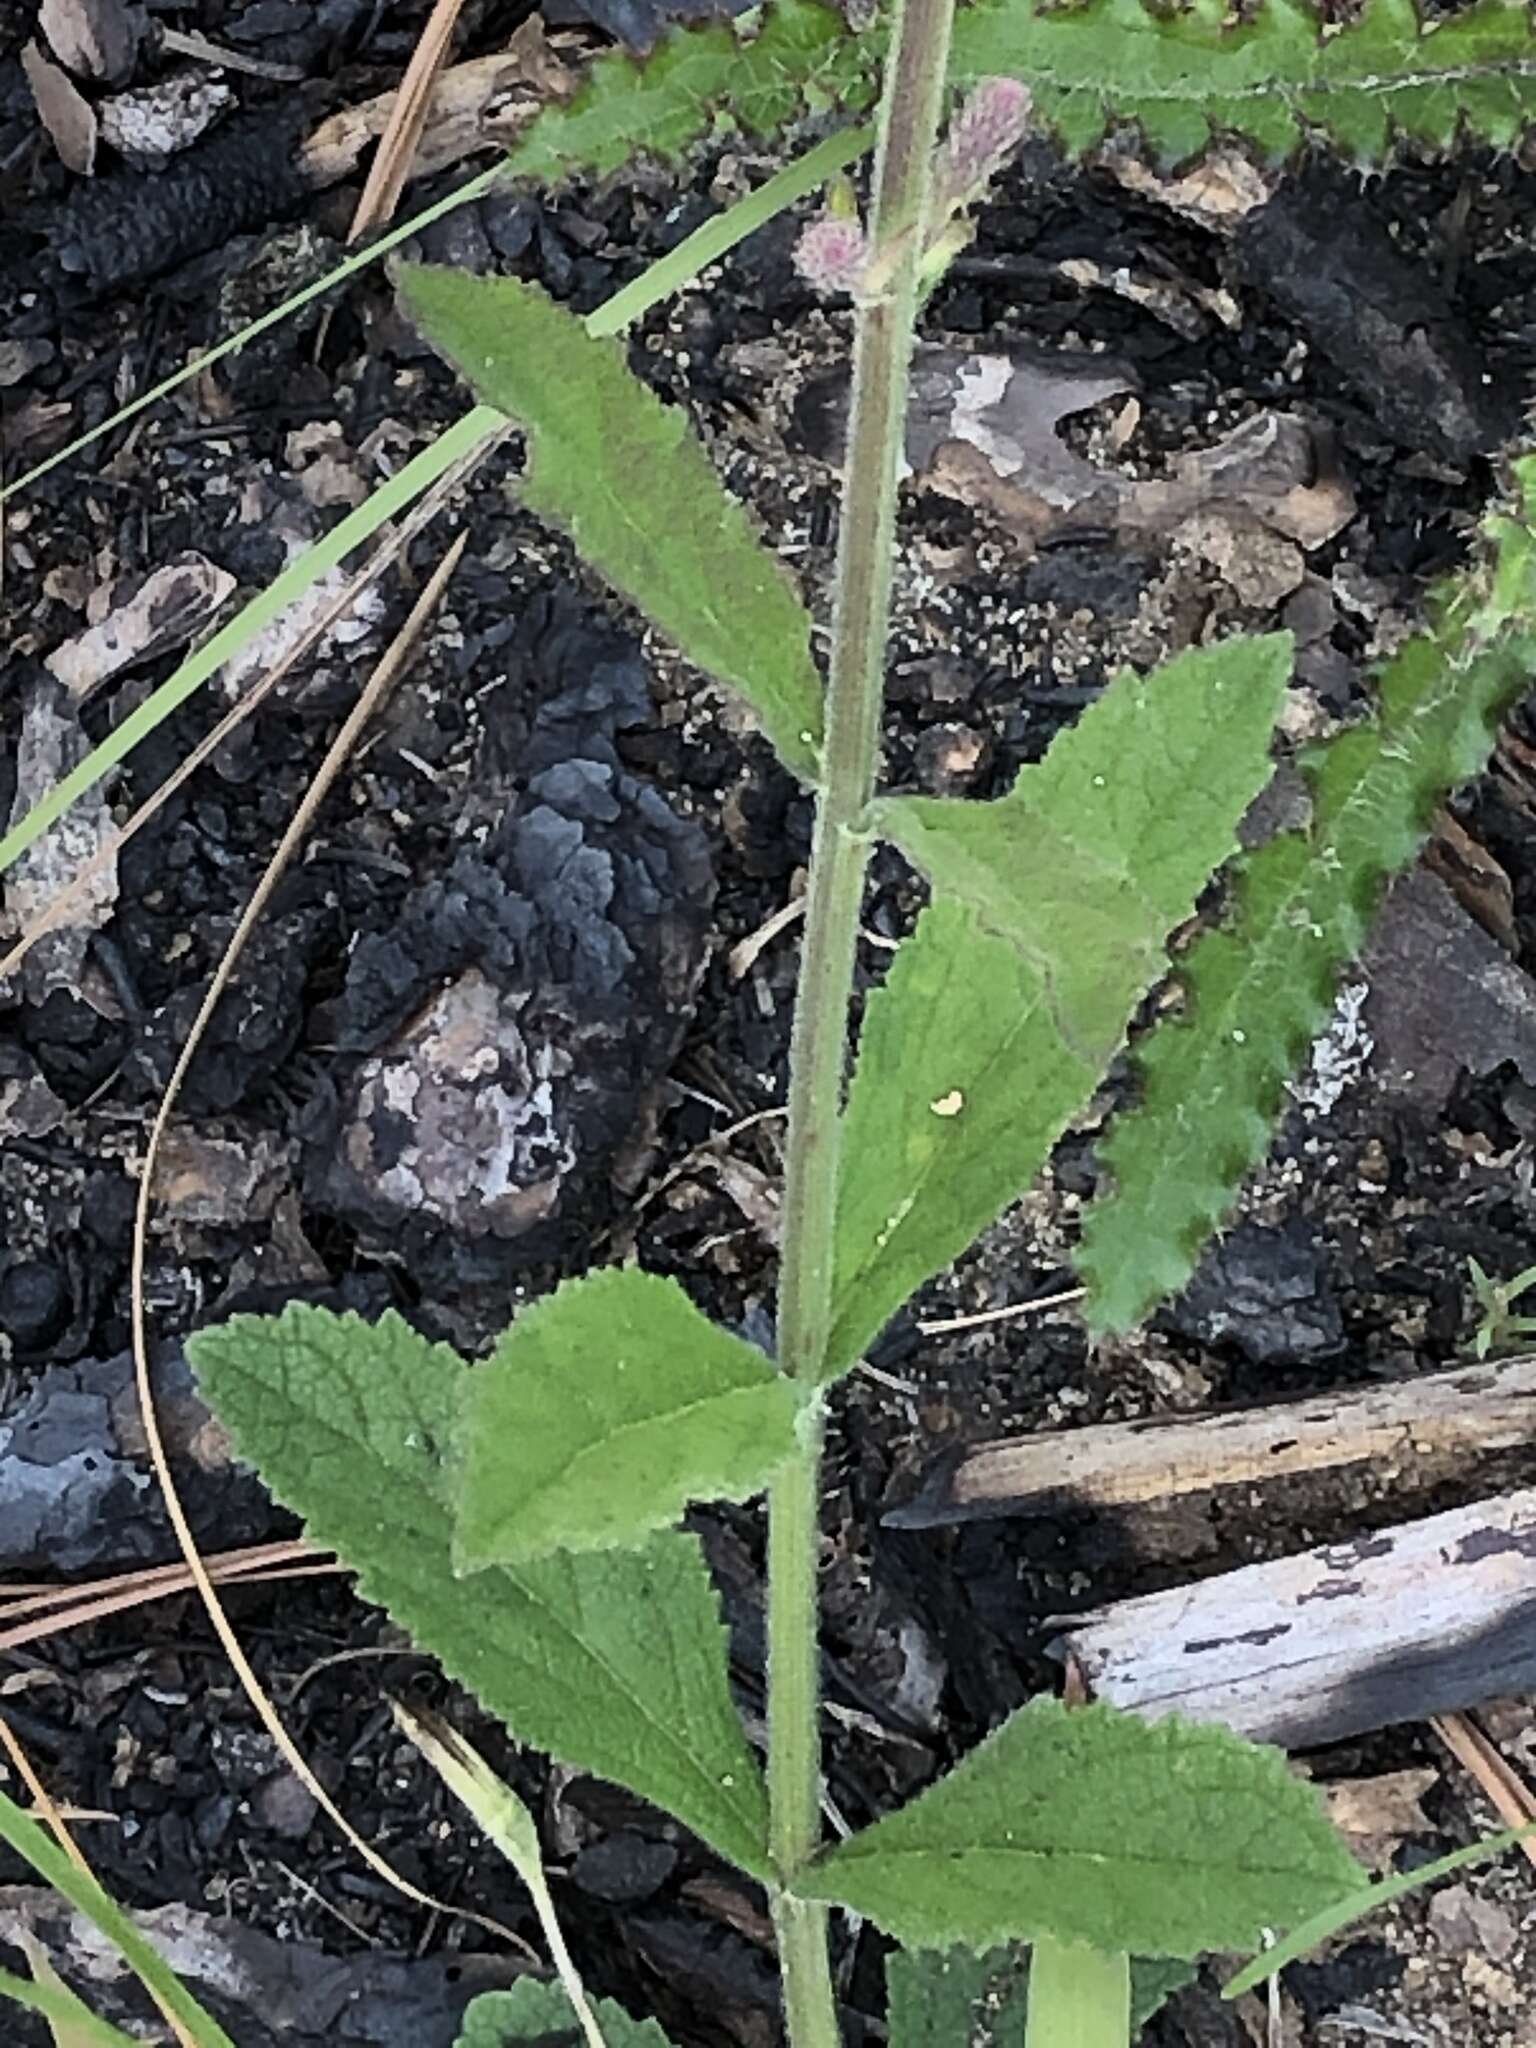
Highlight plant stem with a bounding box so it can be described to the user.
[766,1,957,2040]
[1024,1937,1131,2048]
[774,3,958,1388]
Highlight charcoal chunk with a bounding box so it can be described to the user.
[50,114,311,294]
[305,594,715,1287]
[1234,166,1512,464]
[1169,1221,1345,1368]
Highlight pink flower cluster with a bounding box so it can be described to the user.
[793,213,869,297]
[793,79,1032,301]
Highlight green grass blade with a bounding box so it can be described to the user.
[586,122,873,341]
[0,1963,147,2048]
[0,1790,237,2048]
[3,123,860,890]
[0,166,504,510]
[5,117,863,510]
[1223,1822,1536,1998]
[0,404,502,882]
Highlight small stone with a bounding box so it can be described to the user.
[915,722,989,794]
[571,1831,677,1905]
[0,1258,68,1352]
[0,338,55,387]
[1464,1953,1520,2008]
[1428,1884,1519,1961]
[252,1768,319,1841]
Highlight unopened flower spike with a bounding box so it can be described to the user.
[918,76,1033,298]
[934,75,1033,214]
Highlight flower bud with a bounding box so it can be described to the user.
[793,213,869,297]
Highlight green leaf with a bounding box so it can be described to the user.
[887,1947,1032,2048]
[1024,1938,1130,2048]
[503,0,1536,197]
[1128,1960,1198,2034]
[1079,461,1536,1334]
[188,1306,770,1878]
[395,264,823,782]
[828,898,1079,1379]
[505,0,874,184]
[950,0,1536,168]
[456,1269,800,1568]
[0,1791,236,2048]
[797,1697,1361,1959]
[871,800,1165,1072]
[828,635,1291,1376]
[457,1982,675,2048]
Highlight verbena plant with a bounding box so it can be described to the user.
[7,1,1536,2043]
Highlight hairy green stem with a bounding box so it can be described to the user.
[767,0,957,2039]
[774,0,957,1387]
[767,1414,838,2047]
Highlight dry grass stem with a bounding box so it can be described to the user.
[123,526,536,1961]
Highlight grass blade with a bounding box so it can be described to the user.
[0,1963,142,2048]
[0,404,502,881]
[0,1790,236,2048]
[0,167,503,510]
[1223,1822,1536,1998]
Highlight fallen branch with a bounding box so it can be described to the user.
[300,23,573,191]
[1054,1489,1536,1748]
[884,1354,1536,1527]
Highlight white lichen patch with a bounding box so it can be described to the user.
[1291,980,1374,1115]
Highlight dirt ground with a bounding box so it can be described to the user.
[2,1,1536,2042]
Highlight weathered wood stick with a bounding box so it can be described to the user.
[1053,1489,1536,1748]
[883,1355,1536,1528]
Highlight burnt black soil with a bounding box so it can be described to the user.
[3,2,1536,2043]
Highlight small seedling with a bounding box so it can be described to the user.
[1467,1257,1536,1360]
